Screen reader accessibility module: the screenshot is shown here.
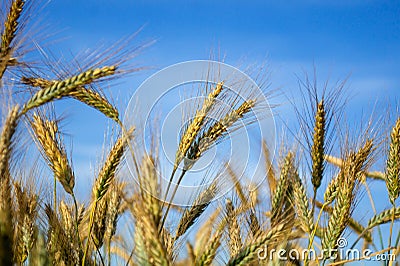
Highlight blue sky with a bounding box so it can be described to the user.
[35,0,399,255]
[42,0,400,173]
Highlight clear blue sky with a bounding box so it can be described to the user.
[39,0,399,245]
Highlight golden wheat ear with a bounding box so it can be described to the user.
[163,82,224,204]
[0,0,25,78]
[174,181,218,240]
[0,105,19,178]
[30,113,74,195]
[184,99,256,171]
[226,199,242,257]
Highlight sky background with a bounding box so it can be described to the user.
[42,0,400,176]
[26,0,400,260]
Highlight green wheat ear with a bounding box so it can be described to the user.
[386,118,400,205]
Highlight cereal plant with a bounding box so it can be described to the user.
[0,1,399,265]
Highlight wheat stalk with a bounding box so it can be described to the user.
[21,66,117,115]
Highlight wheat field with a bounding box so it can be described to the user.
[0,1,399,265]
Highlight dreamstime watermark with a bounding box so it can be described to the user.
[257,237,396,263]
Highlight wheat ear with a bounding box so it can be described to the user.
[226,199,242,257]
[1,0,24,54]
[140,155,162,227]
[83,132,129,265]
[386,118,400,205]
[315,200,372,243]
[21,66,116,115]
[133,202,171,266]
[185,100,255,170]
[194,207,221,257]
[226,223,285,266]
[104,183,122,263]
[94,133,129,201]
[13,183,38,264]
[0,106,18,264]
[0,0,24,78]
[262,140,277,200]
[195,228,223,266]
[271,152,293,224]
[311,99,325,215]
[0,171,13,265]
[323,174,339,204]
[31,114,75,195]
[322,140,373,256]
[21,77,120,122]
[385,119,399,259]
[0,105,19,177]
[292,175,314,235]
[367,206,400,230]
[175,182,217,240]
[164,82,224,205]
[174,82,224,168]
